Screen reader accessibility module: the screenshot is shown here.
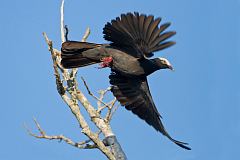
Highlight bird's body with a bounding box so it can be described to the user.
[62,42,161,77]
[61,12,191,150]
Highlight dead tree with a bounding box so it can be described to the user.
[25,1,127,159]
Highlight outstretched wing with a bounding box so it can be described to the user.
[103,12,176,58]
[109,71,191,150]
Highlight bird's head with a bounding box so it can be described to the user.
[153,57,174,70]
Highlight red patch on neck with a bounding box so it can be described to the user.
[99,57,113,68]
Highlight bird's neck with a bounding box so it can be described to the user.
[139,59,161,76]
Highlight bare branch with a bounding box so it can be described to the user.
[82,27,90,42]
[29,1,126,159]
[42,31,115,160]
[97,87,112,108]
[33,118,45,135]
[24,120,97,149]
[75,87,115,138]
[105,99,119,122]
[81,77,110,109]
[43,32,66,95]
[60,0,65,43]
[97,99,115,114]
[108,104,120,122]
[97,90,105,108]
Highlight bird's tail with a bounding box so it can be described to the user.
[61,41,101,68]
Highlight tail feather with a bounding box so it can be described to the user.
[61,41,100,68]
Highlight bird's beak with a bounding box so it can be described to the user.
[168,65,174,71]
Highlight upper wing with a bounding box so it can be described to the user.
[109,71,191,150]
[103,12,176,58]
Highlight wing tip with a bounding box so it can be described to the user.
[173,140,191,150]
[167,136,191,150]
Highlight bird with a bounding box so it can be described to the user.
[61,12,191,150]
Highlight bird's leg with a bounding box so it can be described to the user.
[99,57,113,68]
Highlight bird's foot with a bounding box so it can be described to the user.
[99,57,113,68]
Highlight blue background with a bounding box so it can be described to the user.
[1,0,239,159]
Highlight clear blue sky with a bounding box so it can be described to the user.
[1,0,239,159]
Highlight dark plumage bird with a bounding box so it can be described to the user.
[61,12,191,150]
